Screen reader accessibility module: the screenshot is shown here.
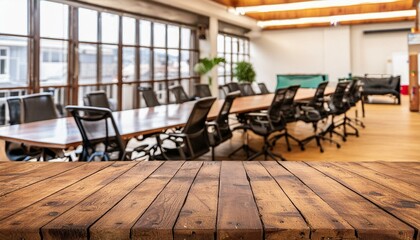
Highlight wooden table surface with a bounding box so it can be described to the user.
[0,88,333,149]
[0,160,418,240]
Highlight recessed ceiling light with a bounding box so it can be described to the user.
[235,0,398,14]
[257,10,415,28]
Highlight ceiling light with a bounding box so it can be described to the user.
[257,10,416,28]
[236,0,398,14]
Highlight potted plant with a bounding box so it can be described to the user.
[194,57,226,85]
[234,61,256,83]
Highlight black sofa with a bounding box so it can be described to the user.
[358,75,401,105]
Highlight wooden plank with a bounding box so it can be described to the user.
[89,161,185,240]
[280,161,415,240]
[0,162,111,221]
[174,161,221,240]
[381,162,420,175]
[261,161,356,240]
[217,161,263,240]
[358,162,420,187]
[332,162,420,201]
[309,162,420,236]
[243,161,310,240]
[132,161,203,240]
[0,162,83,196]
[0,162,137,240]
[42,161,164,240]
[0,162,60,177]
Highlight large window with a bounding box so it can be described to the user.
[0,0,200,124]
[217,33,250,85]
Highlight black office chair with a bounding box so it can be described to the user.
[271,85,304,151]
[66,106,148,161]
[342,79,365,132]
[226,82,241,93]
[5,97,41,161]
[239,83,256,96]
[296,81,341,152]
[246,88,288,161]
[207,92,240,161]
[219,84,231,98]
[258,83,270,94]
[138,87,160,107]
[169,85,193,104]
[21,93,58,123]
[194,83,212,98]
[85,91,111,109]
[152,97,216,160]
[323,81,351,141]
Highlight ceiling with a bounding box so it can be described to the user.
[210,0,416,30]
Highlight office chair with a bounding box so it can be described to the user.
[246,88,289,161]
[226,82,241,93]
[258,82,270,94]
[169,85,193,104]
[85,91,111,109]
[207,92,240,160]
[239,83,256,96]
[138,87,160,107]
[194,83,212,98]
[271,85,304,151]
[296,81,341,152]
[66,106,148,161]
[152,97,216,160]
[21,93,58,123]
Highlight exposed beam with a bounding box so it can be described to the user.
[211,0,308,7]
[246,1,413,20]
[263,15,414,29]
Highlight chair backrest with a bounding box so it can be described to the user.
[330,81,350,109]
[215,91,240,141]
[139,87,160,107]
[239,83,255,96]
[85,91,111,109]
[182,97,216,157]
[66,106,125,161]
[267,88,288,129]
[281,85,300,121]
[21,93,58,123]
[194,84,212,98]
[258,83,270,94]
[310,81,329,106]
[169,85,190,104]
[226,82,240,93]
[6,97,22,125]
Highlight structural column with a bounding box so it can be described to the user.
[208,16,219,97]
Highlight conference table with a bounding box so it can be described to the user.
[0,88,334,152]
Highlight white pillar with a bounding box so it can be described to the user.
[208,16,219,97]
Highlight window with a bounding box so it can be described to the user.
[217,33,250,85]
[0,48,9,79]
[0,0,28,35]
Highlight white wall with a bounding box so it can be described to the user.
[251,22,413,90]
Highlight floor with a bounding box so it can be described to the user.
[204,95,420,162]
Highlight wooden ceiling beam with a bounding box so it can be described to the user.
[263,16,415,29]
[246,1,413,20]
[211,0,307,7]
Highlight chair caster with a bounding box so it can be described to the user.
[300,145,305,151]
[356,133,359,137]
[337,144,341,149]
[320,148,324,153]
[342,137,346,142]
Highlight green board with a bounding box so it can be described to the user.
[276,74,328,89]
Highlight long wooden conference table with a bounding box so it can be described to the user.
[0,160,418,240]
[0,88,333,150]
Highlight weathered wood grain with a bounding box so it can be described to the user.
[0,162,136,240]
[358,162,420,187]
[174,161,221,240]
[281,161,415,240]
[90,161,185,240]
[244,161,310,240]
[217,161,263,240]
[132,161,203,240]
[41,161,163,240]
[261,161,356,240]
[309,162,420,236]
[0,162,111,221]
[332,162,420,201]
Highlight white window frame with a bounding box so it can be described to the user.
[0,47,10,81]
